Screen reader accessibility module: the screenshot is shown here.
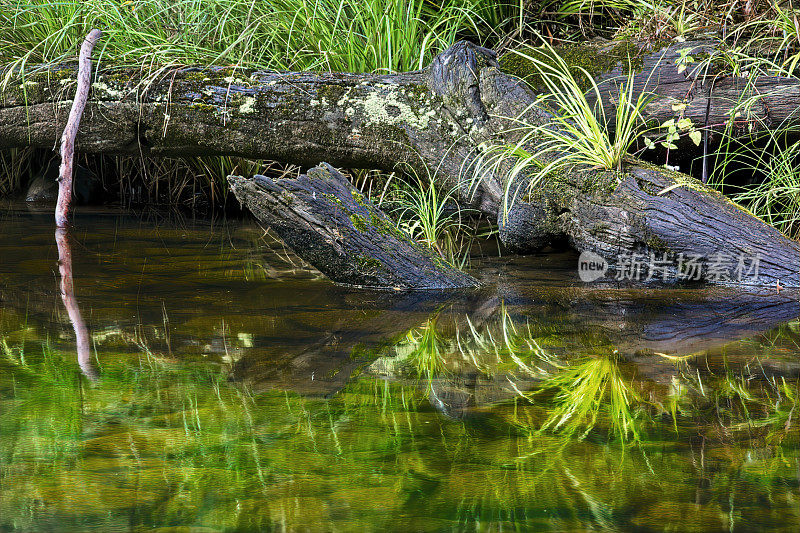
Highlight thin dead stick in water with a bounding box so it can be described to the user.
[55,227,98,381]
[55,28,102,227]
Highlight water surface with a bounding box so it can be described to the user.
[1,204,799,531]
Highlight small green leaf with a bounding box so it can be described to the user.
[689,130,702,146]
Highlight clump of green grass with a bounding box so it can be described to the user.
[0,0,504,76]
[388,172,474,269]
[475,39,654,219]
[713,134,800,240]
[518,42,655,171]
[615,0,708,40]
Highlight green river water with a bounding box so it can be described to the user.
[0,204,798,532]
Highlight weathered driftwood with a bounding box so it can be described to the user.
[557,161,800,287]
[228,163,478,289]
[55,28,102,227]
[1,39,799,287]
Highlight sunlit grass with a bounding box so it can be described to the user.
[0,0,509,77]
[731,142,800,240]
[388,173,475,269]
[710,127,800,240]
[474,39,655,220]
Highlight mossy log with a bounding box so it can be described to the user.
[1,40,799,287]
[228,164,478,289]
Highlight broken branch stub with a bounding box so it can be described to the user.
[55,28,102,227]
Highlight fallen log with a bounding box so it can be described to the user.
[228,164,478,290]
[1,39,799,287]
[501,39,800,138]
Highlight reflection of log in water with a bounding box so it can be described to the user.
[55,227,97,380]
[233,285,800,412]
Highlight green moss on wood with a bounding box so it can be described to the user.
[189,102,217,113]
[356,255,384,273]
[183,71,212,82]
[316,84,348,104]
[645,234,671,252]
[500,41,660,91]
[349,213,368,232]
[361,123,410,144]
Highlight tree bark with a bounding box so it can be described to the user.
[2,39,799,287]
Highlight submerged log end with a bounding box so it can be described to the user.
[229,164,479,290]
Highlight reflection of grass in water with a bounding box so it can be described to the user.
[1,335,292,529]
[456,306,645,443]
[707,358,799,445]
[0,331,476,530]
[2,327,800,530]
[536,356,644,444]
[392,317,452,396]
[1,339,85,463]
[732,376,798,440]
[406,317,448,379]
[4,301,800,530]
[459,305,562,377]
[453,304,800,449]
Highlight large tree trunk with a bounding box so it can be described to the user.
[2,39,799,287]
